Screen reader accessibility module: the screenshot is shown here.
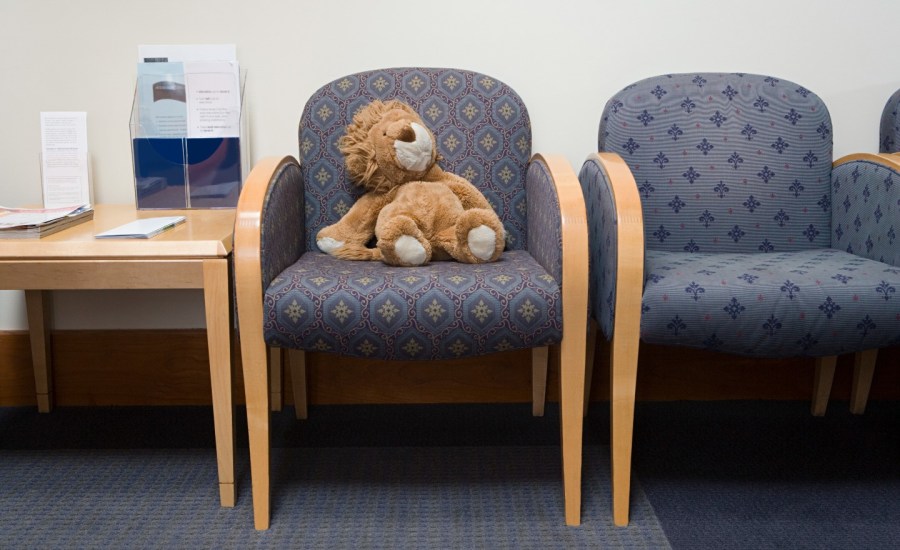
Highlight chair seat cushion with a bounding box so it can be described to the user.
[641,249,900,357]
[263,250,562,360]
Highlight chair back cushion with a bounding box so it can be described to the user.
[298,68,531,251]
[881,89,900,152]
[599,73,833,254]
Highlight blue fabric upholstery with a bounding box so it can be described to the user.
[600,73,832,254]
[526,159,563,283]
[260,161,305,291]
[881,89,900,153]
[261,68,567,360]
[641,248,900,356]
[579,158,619,340]
[585,72,900,355]
[264,251,561,360]
[831,158,900,266]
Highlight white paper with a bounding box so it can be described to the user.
[40,112,91,208]
[94,216,186,239]
[184,61,241,138]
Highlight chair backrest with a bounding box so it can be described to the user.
[599,73,833,254]
[880,89,900,152]
[298,68,531,252]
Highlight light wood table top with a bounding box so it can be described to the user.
[0,204,234,259]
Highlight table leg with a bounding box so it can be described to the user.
[24,290,53,413]
[203,258,236,507]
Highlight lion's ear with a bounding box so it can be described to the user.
[351,100,389,129]
[385,100,421,121]
[341,100,385,155]
[341,138,376,184]
[347,143,378,184]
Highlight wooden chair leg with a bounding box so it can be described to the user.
[559,329,586,526]
[531,346,549,417]
[288,349,308,420]
[584,321,598,417]
[610,323,639,527]
[269,347,283,412]
[242,331,271,530]
[850,349,878,415]
[811,355,837,417]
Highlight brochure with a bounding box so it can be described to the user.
[135,45,240,139]
[136,62,188,138]
[0,204,94,239]
[94,215,186,239]
[40,112,92,208]
[184,61,241,138]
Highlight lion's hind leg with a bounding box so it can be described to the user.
[376,215,432,266]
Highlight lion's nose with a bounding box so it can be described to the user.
[396,125,416,143]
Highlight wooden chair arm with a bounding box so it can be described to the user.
[582,152,645,341]
[234,156,301,344]
[531,153,589,331]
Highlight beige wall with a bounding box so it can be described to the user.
[1,0,899,329]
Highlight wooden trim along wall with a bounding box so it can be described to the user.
[0,329,898,407]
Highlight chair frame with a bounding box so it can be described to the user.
[236,154,589,529]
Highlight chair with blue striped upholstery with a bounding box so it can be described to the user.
[580,73,900,526]
[880,89,900,154]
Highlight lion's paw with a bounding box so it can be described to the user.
[467,225,497,261]
[317,237,344,254]
[395,235,427,266]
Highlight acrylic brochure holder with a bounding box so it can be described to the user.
[129,69,248,209]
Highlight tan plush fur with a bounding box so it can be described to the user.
[316,100,505,267]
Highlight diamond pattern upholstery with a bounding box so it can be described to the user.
[235,68,588,530]
[263,69,562,360]
[264,250,561,360]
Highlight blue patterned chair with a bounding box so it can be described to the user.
[234,68,588,529]
[579,73,900,526]
[880,88,900,153]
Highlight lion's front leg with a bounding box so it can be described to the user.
[316,193,385,261]
[442,173,494,211]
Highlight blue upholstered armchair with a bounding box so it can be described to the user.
[234,68,588,529]
[880,88,900,153]
[580,73,900,526]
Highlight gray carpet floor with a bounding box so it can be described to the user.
[2,400,898,548]
[0,405,668,549]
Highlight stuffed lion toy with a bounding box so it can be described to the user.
[315,100,505,267]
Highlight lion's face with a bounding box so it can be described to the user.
[339,100,438,193]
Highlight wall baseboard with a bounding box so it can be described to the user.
[1,330,897,407]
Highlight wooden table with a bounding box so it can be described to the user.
[0,204,237,507]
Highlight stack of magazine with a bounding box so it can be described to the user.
[0,204,94,239]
